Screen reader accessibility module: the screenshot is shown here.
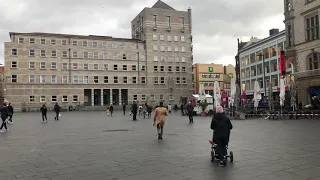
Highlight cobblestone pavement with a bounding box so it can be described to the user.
[0,111,320,180]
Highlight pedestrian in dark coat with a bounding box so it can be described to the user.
[0,103,9,132]
[7,103,14,124]
[109,104,114,116]
[131,101,138,121]
[186,101,194,123]
[210,106,233,167]
[54,103,61,120]
[40,104,48,122]
[122,103,126,115]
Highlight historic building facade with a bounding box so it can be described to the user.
[4,0,193,110]
[284,0,320,106]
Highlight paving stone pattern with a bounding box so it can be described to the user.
[0,111,320,180]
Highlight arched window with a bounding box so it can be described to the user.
[308,53,320,70]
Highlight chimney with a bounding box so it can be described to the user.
[269,29,279,36]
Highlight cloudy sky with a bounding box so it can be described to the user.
[0,0,284,65]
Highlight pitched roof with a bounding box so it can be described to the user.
[151,0,175,10]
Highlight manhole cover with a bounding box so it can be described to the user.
[103,129,130,132]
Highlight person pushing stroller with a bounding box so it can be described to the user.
[210,106,233,167]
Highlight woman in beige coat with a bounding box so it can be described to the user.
[153,102,168,140]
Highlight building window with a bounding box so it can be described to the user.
[93,52,98,59]
[51,75,57,83]
[29,96,35,103]
[160,35,164,41]
[29,49,35,56]
[40,62,46,69]
[103,53,108,59]
[154,66,158,72]
[83,52,88,58]
[167,46,172,51]
[285,0,291,12]
[169,94,174,100]
[132,65,137,71]
[72,40,77,46]
[51,96,57,102]
[141,77,146,84]
[61,40,67,45]
[181,46,185,52]
[176,77,180,84]
[40,50,46,57]
[176,66,180,72]
[123,65,127,71]
[140,55,145,61]
[73,51,77,58]
[174,36,178,41]
[160,95,164,100]
[104,64,108,70]
[73,95,78,102]
[154,77,159,84]
[112,43,117,48]
[167,16,171,27]
[62,95,68,102]
[51,50,57,57]
[153,15,157,25]
[141,65,145,71]
[40,75,46,83]
[160,77,165,84]
[62,76,68,83]
[153,45,158,51]
[40,96,46,102]
[308,53,320,70]
[73,63,78,70]
[73,76,78,84]
[62,63,68,70]
[132,77,137,84]
[29,62,35,69]
[11,75,17,83]
[182,67,186,72]
[306,14,319,41]
[11,61,17,68]
[141,95,146,101]
[154,56,158,62]
[82,63,88,70]
[104,76,108,83]
[82,41,87,46]
[94,76,99,83]
[160,45,165,51]
[40,39,45,44]
[114,64,118,71]
[83,76,89,84]
[29,38,35,44]
[153,34,158,40]
[114,76,118,83]
[181,57,186,62]
[123,77,127,83]
[150,94,155,100]
[51,39,56,45]
[168,66,172,72]
[133,95,138,101]
[160,66,164,72]
[182,77,187,84]
[29,75,35,83]
[94,64,99,70]
[180,17,184,28]
[51,62,57,69]
[18,38,24,43]
[175,56,179,62]
[62,51,68,58]
[11,49,17,55]
[175,46,179,52]
[93,42,98,47]
[122,54,127,60]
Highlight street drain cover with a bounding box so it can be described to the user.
[103,129,130,132]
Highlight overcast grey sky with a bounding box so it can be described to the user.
[0,0,284,65]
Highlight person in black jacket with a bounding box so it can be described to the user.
[186,101,194,123]
[210,106,233,167]
[109,104,114,116]
[7,103,14,124]
[0,103,9,132]
[54,103,61,120]
[131,101,138,121]
[40,104,48,122]
[122,103,126,115]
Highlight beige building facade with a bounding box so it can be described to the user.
[284,0,320,105]
[4,0,193,110]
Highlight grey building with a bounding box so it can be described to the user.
[4,0,193,111]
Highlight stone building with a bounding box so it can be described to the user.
[4,0,193,111]
[284,0,320,106]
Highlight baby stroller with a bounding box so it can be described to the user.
[209,137,233,164]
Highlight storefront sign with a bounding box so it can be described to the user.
[208,67,213,72]
[308,87,320,95]
[202,73,220,78]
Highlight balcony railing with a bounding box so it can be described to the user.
[295,69,320,79]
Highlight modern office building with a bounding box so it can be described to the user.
[4,0,193,110]
[284,0,320,105]
[239,29,291,100]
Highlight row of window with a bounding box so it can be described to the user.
[10,75,188,84]
[15,37,144,49]
[10,61,188,72]
[152,34,186,42]
[133,94,175,101]
[28,95,79,103]
[153,45,187,52]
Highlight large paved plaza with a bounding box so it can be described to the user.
[0,111,320,180]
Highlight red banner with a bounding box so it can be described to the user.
[280,51,286,75]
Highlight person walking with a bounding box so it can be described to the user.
[0,103,9,132]
[167,104,172,115]
[40,104,48,122]
[210,106,233,167]
[132,101,138,121]
[109,104,114,116]
[122,103,126,115]
[7,103,14,124]
[153,102,168,140]
[54,103,61,120]
[186,101,194,123]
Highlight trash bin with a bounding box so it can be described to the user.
[69,105,73,111]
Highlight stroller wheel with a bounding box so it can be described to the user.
[211,151,215,162]
[229,151,234,163]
